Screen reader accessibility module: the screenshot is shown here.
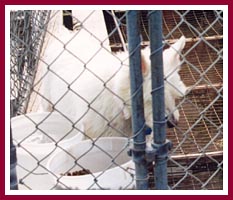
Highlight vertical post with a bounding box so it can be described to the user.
[126,11,149,190]
[10,100,18,190]
[148,10,169,190]
[10,128,18,190]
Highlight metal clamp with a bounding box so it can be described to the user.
[127,124,152,157]
[145,139,173,162]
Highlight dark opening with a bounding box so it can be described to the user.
[63,10,73,30]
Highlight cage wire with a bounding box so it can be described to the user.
[10,10,51,116]
[10,10,223,190]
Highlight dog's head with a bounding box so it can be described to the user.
[141,36,187,128]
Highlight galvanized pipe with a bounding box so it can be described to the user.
[10,128,18,190]
[148,10,169,190]
[111,10,127,52]
[10,100,18,190]
[126,10,149,190]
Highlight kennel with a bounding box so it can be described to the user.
[9,10,223,190]
[103,10,223,190]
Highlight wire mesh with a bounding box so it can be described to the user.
[9,10,223,190]
[10,10,50,116]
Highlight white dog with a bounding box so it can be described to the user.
[39,35,187,139]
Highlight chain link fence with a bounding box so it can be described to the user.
[10,10,223,190]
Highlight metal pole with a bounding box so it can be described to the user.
[111,10,127,52]
[148,10,170,190]
[126,11,149,190]
[10,128,18,190]
[10,100,18,190]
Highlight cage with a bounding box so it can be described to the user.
[10,10,223,190]
[103,10,223,190]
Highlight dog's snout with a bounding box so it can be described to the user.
[166,114,178,128]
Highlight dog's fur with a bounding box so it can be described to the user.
[39,35,187,139]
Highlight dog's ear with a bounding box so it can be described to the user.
[141,54,148,76]
[170,36,186,57]
[141,47,150,76]
[163,36,186,73]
